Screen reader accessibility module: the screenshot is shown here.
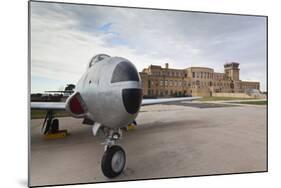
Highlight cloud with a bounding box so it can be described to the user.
[30,2,267,92]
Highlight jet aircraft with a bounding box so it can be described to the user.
[31,54,201,178]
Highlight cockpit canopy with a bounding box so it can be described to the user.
[88,54,110,68]
[111,61,140,83]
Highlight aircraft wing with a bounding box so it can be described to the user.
[141,97,201,106]
[31,102,66,110]
[31,97,201,110]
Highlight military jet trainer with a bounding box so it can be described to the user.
[31,54,200,178]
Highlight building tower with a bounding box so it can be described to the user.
[224,62,240,81]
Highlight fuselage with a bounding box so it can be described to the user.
[66,54,142,129]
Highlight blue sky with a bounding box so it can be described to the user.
[30,2,267,93]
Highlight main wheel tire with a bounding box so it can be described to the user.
[101,145,126,178]
[51,119,59,133]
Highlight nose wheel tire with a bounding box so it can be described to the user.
[101,145,126,178]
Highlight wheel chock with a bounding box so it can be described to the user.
[127,124,136,131]
[44,130,69,139]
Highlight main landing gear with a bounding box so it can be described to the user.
[42,110,68,139]
[99,128,126,178]
[42,110,58,134]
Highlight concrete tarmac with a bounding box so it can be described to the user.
[30,102,267,186]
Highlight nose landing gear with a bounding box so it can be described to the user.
[99,128,126,178]
[101,145,126,178]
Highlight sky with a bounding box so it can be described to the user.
[30,2,267,93]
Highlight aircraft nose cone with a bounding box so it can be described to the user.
[122,88,142,114]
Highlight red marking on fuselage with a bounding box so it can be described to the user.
[69,94,84,114]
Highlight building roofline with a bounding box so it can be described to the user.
[224,62,240,67]
[187,67,214,70]
[241,80,260,83]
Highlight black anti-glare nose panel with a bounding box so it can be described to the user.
[122,89,142,114]
[111,61,140,83]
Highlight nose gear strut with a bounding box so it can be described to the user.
[94,125,126,178]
